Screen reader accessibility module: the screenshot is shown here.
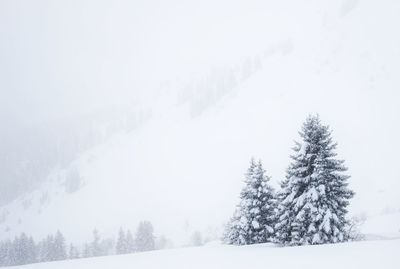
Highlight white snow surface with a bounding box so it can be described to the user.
[4,239,400,269]
[362,211,400,239]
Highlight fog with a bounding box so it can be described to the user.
[0,0,308,202]
[0,0,288,124]
[0,0,400,251]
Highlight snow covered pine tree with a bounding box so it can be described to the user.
[135,221,155,252]
[275,115,354,246]
[224,158,276,245]
[116,228,127,254]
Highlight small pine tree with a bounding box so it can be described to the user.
[224,159,276,245]
[12,235,23,265]
[135,221,155,252]
[36,239,45,262]
[190,231,203,246]
[43,235,55,261]
[0,241,7,266]
[155,235,170,250]
[0,240,12,266]
[53,231,67,261]
[244,160,276,243]
[275,115,355,246]
[91,229,101,257]
[126,230,135,253]
[26,236,37,264]
[116,228,127,254]
[37,235,54,262]
[12,233,34,265]
[82,243,91,258]
[68,244,80,259]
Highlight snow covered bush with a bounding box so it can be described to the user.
[275,115,355,246]
[347,214,367,241]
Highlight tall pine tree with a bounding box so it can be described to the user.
[275,115,354,245]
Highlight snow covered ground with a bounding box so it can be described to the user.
[362,211,400,240]
[5,239,400,269]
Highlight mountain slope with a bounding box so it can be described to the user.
[0,0,399,245]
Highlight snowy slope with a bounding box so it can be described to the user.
[362,211,400,239]
[5,239,400,269]
[0,0,400,245]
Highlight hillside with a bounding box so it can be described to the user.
[0,0,399,247]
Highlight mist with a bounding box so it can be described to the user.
[0,0,400,264]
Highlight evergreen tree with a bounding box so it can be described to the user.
[13,233,30,265]
[135,221,155,252]
[274,178,293,244]
[155,235,170,250]
[0,240,12,266]
[8,237,17,265]
[223,208,247,245]
[26,236,37,264]
[116,228,127,254]
[275,115,355,245]
[190,231,203,246]
[82,243,91,258]
[53,231,67,260]
[91,229,101,257]
[126,230,135,253]
[224,158,276,245]
[37,236,54,262]
[43,234,55,261]
[0,241,7,266]
[12,235,22,265]
[244,160,276,243]
[68,244,80,259]
[36,238,46,262]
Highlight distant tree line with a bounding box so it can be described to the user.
[0,220,158,267]
[223,115,356,246]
